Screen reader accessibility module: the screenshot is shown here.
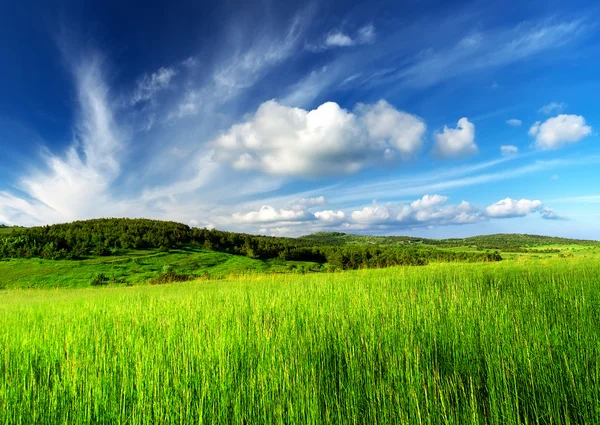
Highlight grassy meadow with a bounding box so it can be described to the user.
[1,257,599,424]
[0,246,321,289]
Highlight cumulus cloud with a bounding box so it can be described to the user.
[484,198,561,220]
[410,194,448,210]
[349,196,483,228]
[132,67,177,104]
[350,196,474,226]
[358,100,427,157]
[351,204,391,224]
[346,195,562,230]
[310,24,376,51]
[506,119,522,127]
[292,196,327,209]
[232,205,310,224]
[212,99,426,177]
[224,193,563,234]
[412,201,482,225]
[539,102,566,115]
[326,32,355,47]
[529,114,592,150]
[432,118,477,159]
[500,145,519,156]
[315,210,345,224]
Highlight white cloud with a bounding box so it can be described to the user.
[232,205,310,224]
[484,198,561,220]
[358,100,427,157]
[309,24,376,51]
[344,194,562,231]
[357,24,376,44]
[350,195,482,227]
[351,205,391,224]
[293,196,327,208]
[432,118,477,159]
[1,56,125,225]
[132,67,177,104]
[410,194,448,209]
[529,114,592,150]
[412,200,482,225]
[212,99,426,178]
[539,102,566,115]
[500,145,519,156]
[213,16,302,96]
[326,32,355,47]
[367,20,585,89]
[506,118,522,127]
[218,191,566,235]
[315,210,345,224]
[279,66,339,108]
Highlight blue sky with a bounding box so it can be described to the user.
[1,0,599,238]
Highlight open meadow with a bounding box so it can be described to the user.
[1,256,599,424]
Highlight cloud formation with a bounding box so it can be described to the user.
[212,99,426,177]
[506,119,522,127]
[0,56,125,225]
[539,102,566,115]
[369,20,585,89]
[326,32,355,47]
[484,198,560,220]
[315,210,346,224]
[232,205,310,224]
[500,145,518,156]
[529,114,592,150]
[226,194,564,234]
[131,67,177,105]
[310,24,376,51]
[349,196,483,227]
[432,118,477,159]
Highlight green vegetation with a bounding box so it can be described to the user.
[302,231,598,251]
[0,219,503,288]
[0,246,323,289]
[0,225,16,235]
[1,259,599,424]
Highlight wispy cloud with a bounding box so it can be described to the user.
[131,67,177,105]
[1,56,124,225]
[307,24,376,52]
[539,102,566,115]
[365,19,586,89]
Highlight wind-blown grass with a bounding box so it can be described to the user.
[1,260,599,424]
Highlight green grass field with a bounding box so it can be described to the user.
[0,246,322,289]
[2,237,597,290]
[1,258,599,424]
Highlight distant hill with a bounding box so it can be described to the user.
[0,225,17,235]
[0,218,502,267]
[301,232,598,249]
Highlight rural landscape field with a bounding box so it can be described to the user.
[1,219,599,424]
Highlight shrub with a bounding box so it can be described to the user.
[149,270,193,285]
[90,273,108,286]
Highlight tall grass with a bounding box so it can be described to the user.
[1,260,599,424]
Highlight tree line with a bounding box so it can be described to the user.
[0,218,501,269]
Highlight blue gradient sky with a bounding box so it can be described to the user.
[1,0,599,238]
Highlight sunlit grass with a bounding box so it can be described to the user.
[1,260,599,424]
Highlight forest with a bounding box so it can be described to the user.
[0,218,502,270]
